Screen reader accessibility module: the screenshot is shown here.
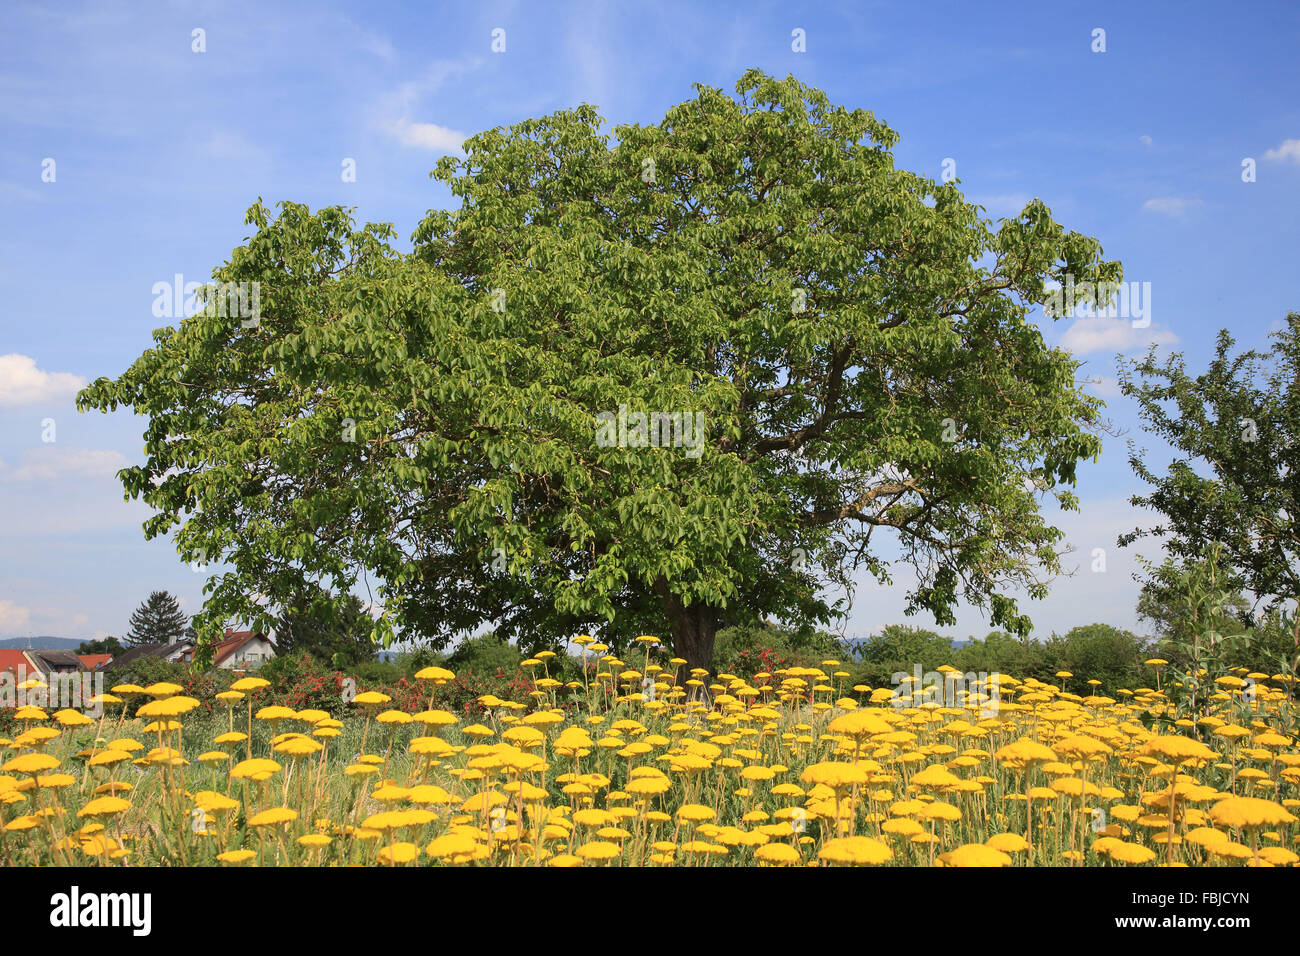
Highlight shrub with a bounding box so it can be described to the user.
[444,633,523,674]
[714,622,844,677]
[841,625,957,688]
[1041,624,1152,694]
[954,631,1055,685]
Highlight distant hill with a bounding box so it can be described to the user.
[0,636,86,651]
[840,636,970,648]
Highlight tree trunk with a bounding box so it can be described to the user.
[654,579,717,677]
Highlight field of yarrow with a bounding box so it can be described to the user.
[2,639,1298,867]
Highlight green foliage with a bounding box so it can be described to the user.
[351,659,403,686]
[1120,313,1300,615]
[1138,543,1254,718]
[105,656,234,717]
[444,633,523,675]
[953,630,1055,685]
[77,635,126,656]
[713,621,845,676]
[1041,623,1151,694]
[1136,550,1253,652]
[77,70,1122,672]
[1237,608,1300,677]
[843,625,958,687]
[110,654,193,690]
[276,588,379,667]
[126,591,188,646]
[255,651,308,689]
[254,653,353,718]
[838,623,1151,695]
[387,644,446,678]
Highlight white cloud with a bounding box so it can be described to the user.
[972,193,1032,217]
[1139,135,1153,146]
[0,446,130,483]
[376,58,480,153]
[349,23,396,62]
[1142,197,1204,217]
[0,354,85,406]
[1263,138,1300,163]
[1060,316,1178,355]
[0,599,32,633]
[388,118,465,153]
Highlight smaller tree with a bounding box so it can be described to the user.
[1240,607,1300,684]
[275,589,378,667]
[1119,313,1300,615]
[955,630,1052,684]
[76,636,126,657]
[443,632,523,675]
[126,591,188,646]
[847,625,957,688]
[1136,542,1252,718]
[712,620,845,674]
[1136,549,1252,652]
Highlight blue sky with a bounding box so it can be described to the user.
[1,0,1298,644]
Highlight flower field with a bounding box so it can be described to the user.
[2,642,1298,867]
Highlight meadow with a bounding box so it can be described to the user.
[1,639,1297,867]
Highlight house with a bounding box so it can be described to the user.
[211,630,276,671]
[0,649,31,680]
[102,642,172,672]
[160,639,196,664]
[100,630,274,674]
[22,650,84,676]
[77,654,114,671]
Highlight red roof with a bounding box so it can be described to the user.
[0,650,30,675]
[78,654,113,671]
[213,631,272,667]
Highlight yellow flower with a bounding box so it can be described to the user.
[76,796,131,818]
[217,849,257,864]
[1141,735,1216,764]
[1108,842,1157,865]
[818,836,892,865]
[248,807,298,828]
[939,843,1012,867]
[1,753,60,776]
[576,841,622,861]
[1209,796,1297,830]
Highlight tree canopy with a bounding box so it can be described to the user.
[76,635,126,657]
[1119,312,1300,617]
[126,590,188,646]
[78,70,1121,671]
[1135,547,1252,652]
[275,588,379,667]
